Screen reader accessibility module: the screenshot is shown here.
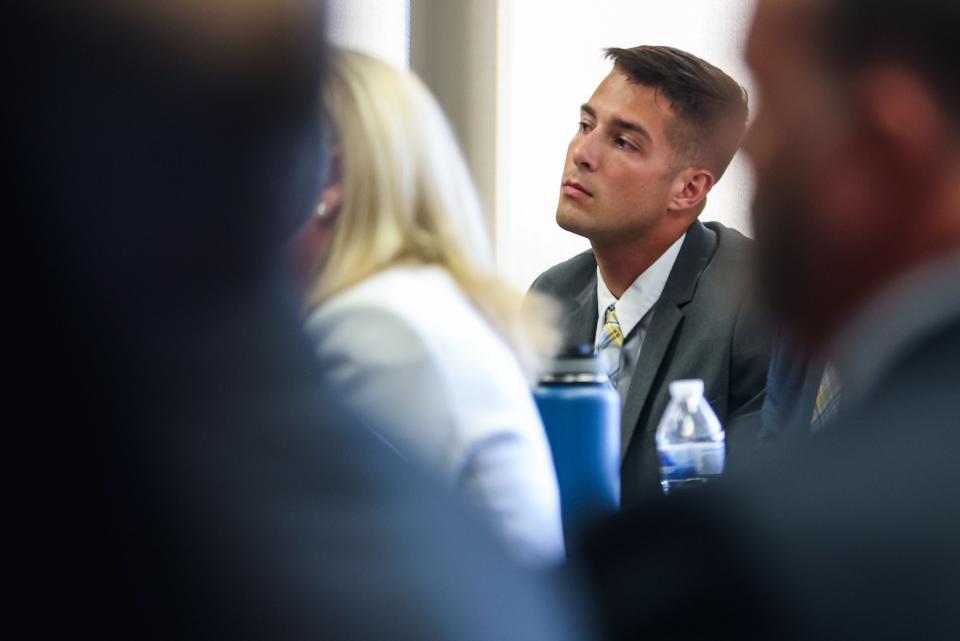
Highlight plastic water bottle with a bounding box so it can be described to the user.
[656,379,725,495]
[534,346,620,547]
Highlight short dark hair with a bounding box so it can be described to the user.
[604,45,748,178]
[822,0,960,116]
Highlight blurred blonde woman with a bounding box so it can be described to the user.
[291,50,564,565]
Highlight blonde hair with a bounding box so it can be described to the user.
[305,49,558,379]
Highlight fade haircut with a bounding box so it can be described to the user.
[604,45,749,179]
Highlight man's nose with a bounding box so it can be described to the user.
[742,118,770,170]
[742,122,759,161]
[571,130,599,171]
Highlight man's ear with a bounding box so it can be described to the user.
[860,66,946,179]
[667,167,716,212]
[814,65,952,243]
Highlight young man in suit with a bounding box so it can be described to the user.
[530,46,774,505]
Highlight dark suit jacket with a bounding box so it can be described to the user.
[576,304,960,641]
[759,331,824,445]
[530,221,774,505]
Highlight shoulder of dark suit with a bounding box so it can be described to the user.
[698,220,756,285]
[528,248,596,299]
[701,220,753,256]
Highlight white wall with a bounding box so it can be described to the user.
[496,0,757,290]
[326,0,410,69]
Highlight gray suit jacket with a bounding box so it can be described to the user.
[530,221,774,505]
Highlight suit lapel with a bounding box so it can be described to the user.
[620,305,683,456]
[620,221,718,457]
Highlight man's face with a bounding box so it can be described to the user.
[556,69,683,246]
[744,0,855,344]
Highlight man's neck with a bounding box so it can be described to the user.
[592,233,682,299]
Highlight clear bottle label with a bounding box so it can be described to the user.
[657,441,725,480]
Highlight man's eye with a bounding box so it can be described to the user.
[614,137,635,150]
[578,121,593,133]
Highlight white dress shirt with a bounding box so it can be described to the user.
[595,234,685,400]
[304,264,565,566]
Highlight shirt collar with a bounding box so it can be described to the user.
[596,233,686,340]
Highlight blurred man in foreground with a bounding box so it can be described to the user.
[8,2,580,639]
[577,1,960,639]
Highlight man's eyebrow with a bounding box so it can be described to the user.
[580,103,652,144]
[611,117,652,143]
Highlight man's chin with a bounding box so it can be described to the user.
[555,208,590,238]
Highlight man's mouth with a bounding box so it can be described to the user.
[562,179,593,197]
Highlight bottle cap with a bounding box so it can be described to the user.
[539,344,608,384]
[668,379,704,399]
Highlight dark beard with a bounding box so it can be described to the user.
[751,177,823,334]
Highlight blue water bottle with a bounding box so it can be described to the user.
[534,345,620,547]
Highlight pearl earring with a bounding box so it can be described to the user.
[315,202,327,219]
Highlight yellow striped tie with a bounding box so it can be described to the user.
[598,303,623,385]
[811,363,841,431]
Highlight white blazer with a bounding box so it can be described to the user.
[304,264,564,565]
